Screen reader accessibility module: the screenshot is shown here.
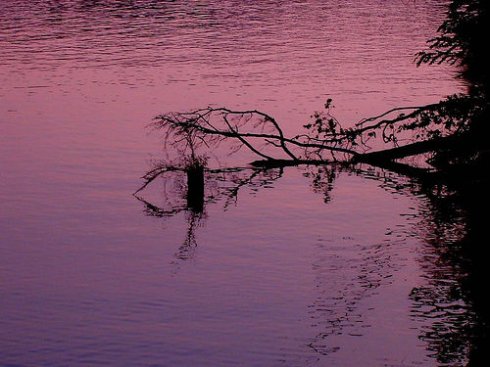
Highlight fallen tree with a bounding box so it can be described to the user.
[148,93,480,171]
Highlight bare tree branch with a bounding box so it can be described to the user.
[152,94,477,169]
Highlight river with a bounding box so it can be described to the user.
[0,1,479,366]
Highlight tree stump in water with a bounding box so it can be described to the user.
[186,164,205,213]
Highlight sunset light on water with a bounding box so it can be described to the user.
[1,1,488,366]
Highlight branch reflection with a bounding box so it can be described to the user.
[134,164,285,261]
[358,165,488,367]
[134,162,487,365]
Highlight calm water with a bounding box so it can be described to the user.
[0,1,479,366]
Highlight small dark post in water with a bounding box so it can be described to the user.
[186,164,205,213]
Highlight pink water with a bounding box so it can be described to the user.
[0,1,474,366]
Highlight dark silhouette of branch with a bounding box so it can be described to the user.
[153,107,360,164]
[151,93,479,171]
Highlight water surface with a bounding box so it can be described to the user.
[0,1,477,366]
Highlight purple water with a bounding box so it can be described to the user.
[1,1,474,366]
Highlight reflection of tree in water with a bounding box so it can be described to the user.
[360,166,488,367]
[136,163,395,359]
[302,165,337,204]
[407,183,489,367]
[134,164,285,261]
[135,163,421,361]
[303,167,418,357]
[175,211,203,261]
[135,160,488,364]
[409,213,472,366]
[304,164,488,366]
